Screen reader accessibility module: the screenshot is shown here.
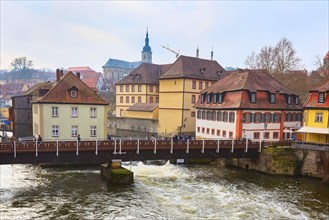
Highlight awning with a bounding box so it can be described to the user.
[283,129,294,133]
[297,126,329,134]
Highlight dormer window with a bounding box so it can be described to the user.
[287,95,291,105]
[71,90,77,98]
[270,93,276,104]
[318,92,325,103]
[250,92,256,103]
[207,94,212,104]
[201,93,206,103]
[218,93,223,103]
[213,93,218,104]
[294,96,299,105]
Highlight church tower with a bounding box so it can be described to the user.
[141,29,152,63]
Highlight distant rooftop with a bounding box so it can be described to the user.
[102,58,143,69]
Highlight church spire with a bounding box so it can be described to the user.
[141,28,152,63]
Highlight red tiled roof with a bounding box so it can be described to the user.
[194,69,302,110]
[309,80,329,92]
[159,55,226,80]
[66,66,95,72]
[116,63,172,85]
[33,72,108,105]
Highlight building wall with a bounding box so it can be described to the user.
[304,109,329,143]
[33,103,107,140]
[125,108,158,120]
[159,78,213,136]
[115,84,159,117]
[12,95,33,138]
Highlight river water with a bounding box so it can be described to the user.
[0,162,328,220]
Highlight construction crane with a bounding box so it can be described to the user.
[161,45,180,58]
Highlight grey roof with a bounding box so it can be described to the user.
[127,103,158,112]
[102,58,143,69]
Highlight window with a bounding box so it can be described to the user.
[274,113,281,123]
[71,90,77,98]
[212,111,216,121]
[218,93,223,103]
[229,132,233,139]
[217,129,221,136]
[201,93,206,103]
[132,97,135,103]
[150,97,154,103]
[206,128,210,134]
[211,129,215,135]
[90,126,97,137]
[217,111,222,121]
[207,94,212,103]
[244,112,251,123]
[223,112,228,122]
[319,93,325,103]
[192,81,196,89]
[90,107,97,118]
[149,85,153,92]
[138,97,141,103]
[265,113,271,123]
[315,112,323,122]
[132,85,135,92]
[52,106,58,117]
[207,111,213,120]
[263,132,270,139]
[251,113,256,123]
[138,85,142,92]
[191,111,195,117]
[273,132,279,139]
[205,82,209,89]
[52,125,59,137]
[250,92,256,103]
[199,81,203,90]
[197,127,200,132]
[287,95,291,104]
[71,126,78,137]
[197,110,201,119]
[213,94,217,103]
[192,95,196,104]
[202,127,205,133]
[120,85,123,92]
[229,112,235,123]
[255,113,261,123]
[270,93,276,104]
[126,85,129,92]
[294,96,299,105]
[71,107,78,117]
[202,110,206,120]
[126,96,129,103]
[222,130,226,137]
[253,132,260,139]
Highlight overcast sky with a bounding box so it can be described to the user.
[1,1,328,72]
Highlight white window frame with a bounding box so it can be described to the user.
[90,126,97,137]
[52,106,58,117]
[71,125,78,137]
[90,107,97,118]
[315,112,323,123]
[52,125,59,137]
[71,107,78,117]
[318,93,325,103]
[71,90,77,98]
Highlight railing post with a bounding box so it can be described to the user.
[170,138,173,154]
[95,140,98,155]
[216,139,220,153]
[186,139,190,154]
[201,139,205,153]
[76,140,79,156]
[119,139,122,154]
[114,140,117,154]
[153,139,157,154]
[14,141,16,158]
[35,140,38,157]
[56,140,59,156]
[245,139,248,152]
[231,139,234,153]
[137,139,140,154]
[258,140,262,152]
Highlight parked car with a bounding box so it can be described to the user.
[18,136,36,143]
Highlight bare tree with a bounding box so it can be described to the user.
[10,56,33,73]
[314,55,329,79]
[245,37,301,76]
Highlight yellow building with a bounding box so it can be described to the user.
[32,71,109,140]
[115,63,170,117]
[158,55,226,137]
[125,103,158,120]
[298,80,329,143]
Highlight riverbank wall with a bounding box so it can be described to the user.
[226,146,329,183]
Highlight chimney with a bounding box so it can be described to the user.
[196,46,199,58]
[60,70,64,78]
[211,46,214,61]
[56,69,60,82]
[77,72,81,79]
